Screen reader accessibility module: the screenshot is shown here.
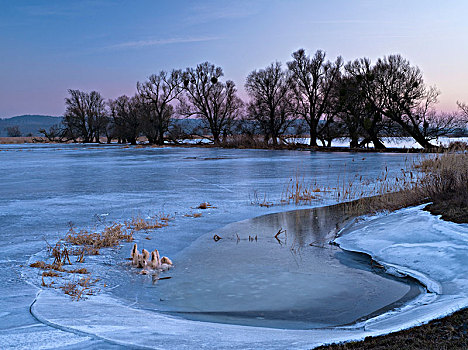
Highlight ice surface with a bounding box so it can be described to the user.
[2,144,466,349]
[29,205,468,349]
[124,207,417,329]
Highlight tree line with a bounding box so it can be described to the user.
[45,49,468,149]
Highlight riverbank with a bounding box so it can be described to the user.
[317,307,468,349]
[317,152,468,349]
[0,136,446,153]
[2,136,468,153]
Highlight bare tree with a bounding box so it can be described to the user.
[287,49,343,147]
[5,125,21,137]
[332,75,364,148]
[39,124,65,142]
[346,55,439,149]
[137,70,183,145]
[110,95,142,145]
[422,110,465,140]
[245,62,296,146]
[457,101,468,128]
[332,73,392,149]
[179,62,243,145]
[63,89,107,143]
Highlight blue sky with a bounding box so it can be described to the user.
[1,0,467,117]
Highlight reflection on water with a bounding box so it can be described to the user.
[120,204,421,329]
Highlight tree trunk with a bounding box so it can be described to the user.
[350,136,359,148]
[213,132,221,145]
[272,133,278,146]
[371,136,386,150]
[309,121,318,147]
[157,126,165,145]
[411,132,434,149]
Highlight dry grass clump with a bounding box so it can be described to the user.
[30,261,46,269]
[417,154,468,198]
[220,134,263,149]
[67,268,89,274]
[30,260,65,272]
[47,241,72,266]
[184,212,203,218]
[0,136,38,144]
[124,216,167,231]
[33,211,176,300]
[196,202,216,209]
[42,270,61,278]
[250,190,274,207]
[256,152,465,217]
[155,212,174,222]
[337,167,417,204]
[60,276,98,301]
[65,222,134,253]
[281,173,322,205]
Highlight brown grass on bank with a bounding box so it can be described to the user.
[0,136,42,144]
[416,152,468,222]
[255,152,467,219]
[317,305,468,350]
[345,152,468,219]
[447,140,468,152]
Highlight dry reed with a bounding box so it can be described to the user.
[124,216,167,231]
[250,190,274,207]
[65,222,134,252]
[281,172,322,205]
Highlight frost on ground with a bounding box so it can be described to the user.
[30,205,468,349]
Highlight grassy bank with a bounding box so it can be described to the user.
[317,307,468,350]
[2,136,467,154]
[318,152,468,349]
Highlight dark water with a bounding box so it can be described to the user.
[119,205,421,329]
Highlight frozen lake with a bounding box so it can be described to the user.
[1,144,465,349]
[113,205,420,330]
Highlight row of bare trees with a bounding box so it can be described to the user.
[49,50,467,149]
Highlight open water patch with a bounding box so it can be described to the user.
[109,204,423,329]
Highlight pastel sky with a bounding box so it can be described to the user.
[1,0,467,118]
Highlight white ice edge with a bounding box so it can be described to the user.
[29,205,468,349]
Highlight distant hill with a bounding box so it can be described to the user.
[0,115,309,137]
[0,115,63,137]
